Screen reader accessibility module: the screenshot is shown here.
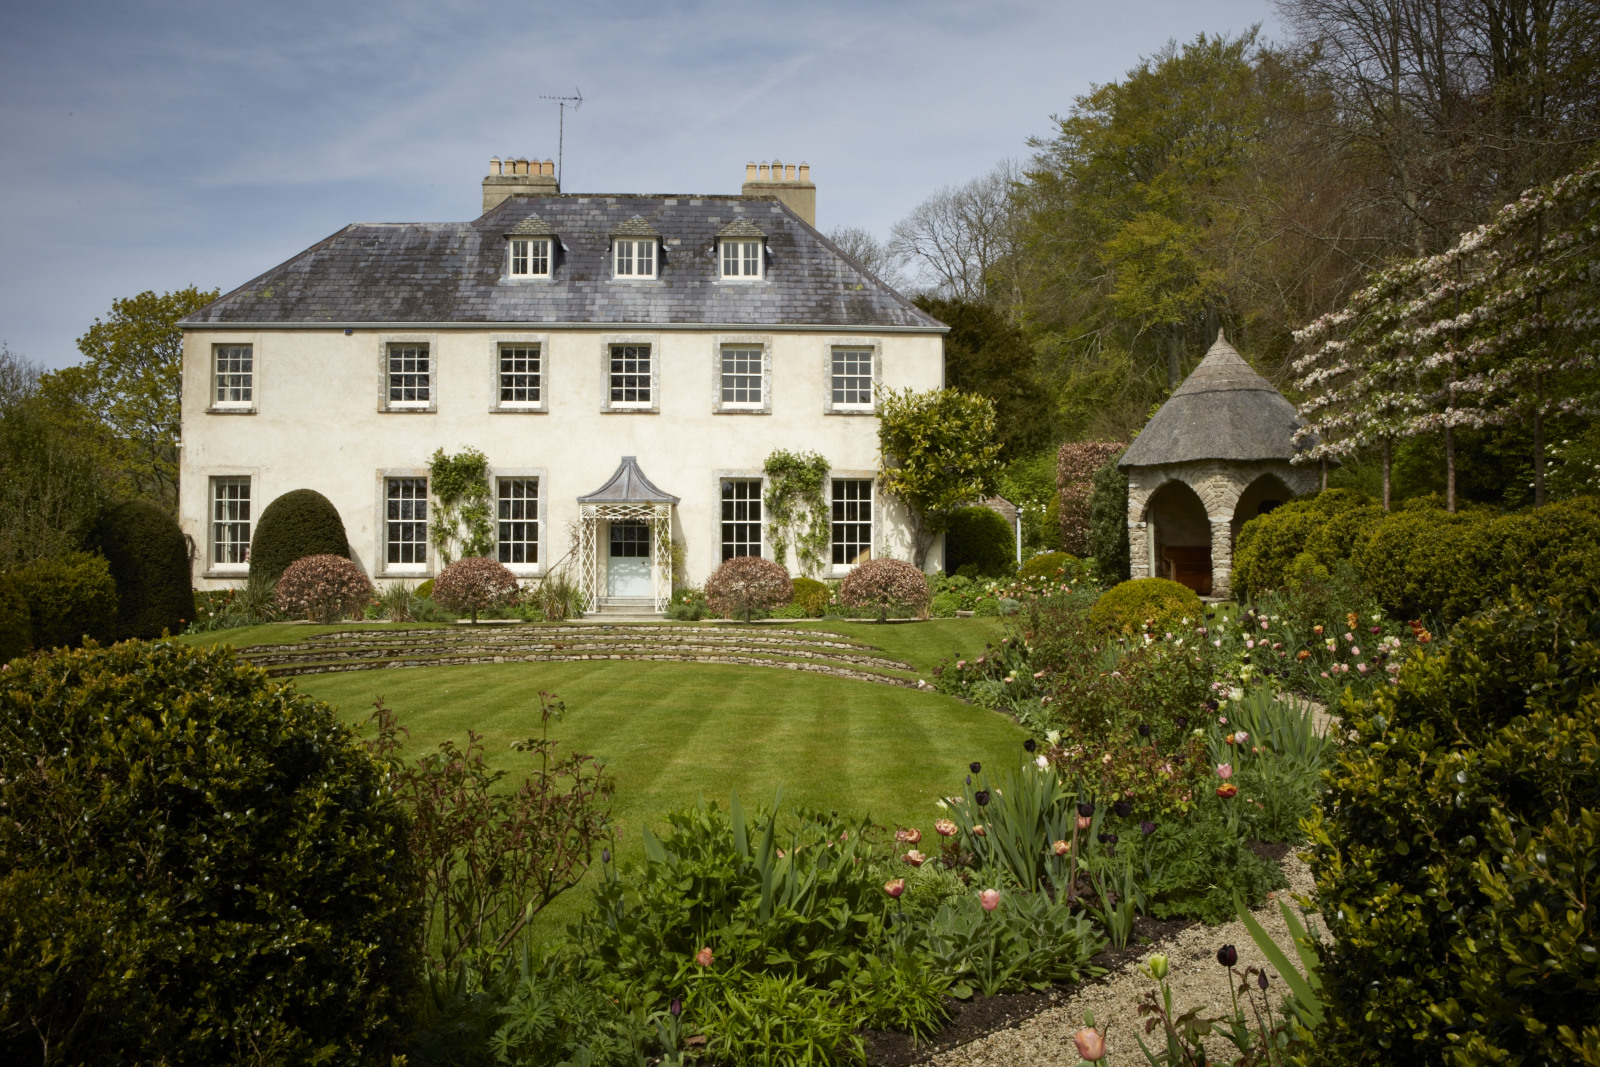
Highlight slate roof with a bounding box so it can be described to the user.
[183,194,941,330]
[716,217,766,238]
[505,214,554,236]
[578,456,681,504]
[1120,332,1312,468]
[611,215,660,237]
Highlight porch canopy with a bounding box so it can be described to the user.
[576,456,679,613]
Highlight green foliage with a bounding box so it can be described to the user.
[699,971,863,1067]
[1086,450,1130,585]
[876,386,1004,568]
[789,575,830,617]
[1017,551,1075,581]
[1231,489,1371,601]
[907,889,1105,998]
[930,591,963,618]
[973,596,1001,617]
[762,450,832,577]
[911,297,1055,457]
[11,551,117,650]
[0,576,30,662]
[1137,811,1288,924]
[1301,594,1600,1065]
[476,948,654,1067]
[429,448,495,564]
[944,505,1016,578]
[1089,577,1203,635]
[846,943,953,1040]
[0,641,419,1064]
[1000,449,1063,554]
[86,499,195,640]
[0,386,108,569]
[38,286,217,511]
[249,488,351,583]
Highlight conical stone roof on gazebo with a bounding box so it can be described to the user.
[577,456,680,504]
[1119,332,1309,469]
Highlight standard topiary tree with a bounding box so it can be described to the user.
[1087,577,1202,636]
[839,557,931,622]
[249,489,351,584]
[432,556,521,623]
[274,554,373,624]
[0,640,419,1064]
[10,552,118,650]
[86,499,195,639]
[705,556,793,622]
[944,506,1015,578]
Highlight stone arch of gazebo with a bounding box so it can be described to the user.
[1120,332,1319,600]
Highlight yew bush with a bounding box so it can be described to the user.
[705,555,793,622]
[839,557,929,621]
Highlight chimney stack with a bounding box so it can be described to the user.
[482,154,559,214]
[741,158,817,227]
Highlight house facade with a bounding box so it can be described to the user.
[177,161,947,612]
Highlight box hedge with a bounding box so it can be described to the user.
[86,499,196,640]
[790,575,831,617]
[1231,489,1371,601]
[0,640,419,1065]
[1301,592,1600,1065]
[1087,577,1203,635]
[944,505,1015,578]
[248,488,351,583]
[10,552,118,650]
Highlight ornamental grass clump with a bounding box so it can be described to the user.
[839,557,929,621]
[274,553,373,623]
[432,555,520,623]
[705,555,793,621]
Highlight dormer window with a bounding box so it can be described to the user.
[509,238,550,277]
[612,216,661,280]
[716,218,767,281]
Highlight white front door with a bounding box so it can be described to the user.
[607,521,652,597]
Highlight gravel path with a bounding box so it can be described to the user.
[926,853,1318,1066]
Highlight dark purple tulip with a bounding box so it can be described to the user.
[1113,800,1132,818]
[1097,832,1118,845]
[970,762,982,774]
[975,790,990,807]
[602,849,611,864]
[1257,971,1269,991]
[1077,801,1095,818]
[1138,723,1151,738]
[670,996,683,1018]
[1217,944,1238,967]
[966,775,973,786]
[1024,738,1037,752]
[1141,820,1157,835]
[1175,716,1189,731]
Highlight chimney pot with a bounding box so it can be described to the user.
[798,163,810,182]
[746,162,758,181]
[490,157,501,175]
[544,159,555,175]
[785,163,796,180]
[759,162,771,180]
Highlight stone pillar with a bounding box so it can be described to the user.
[1210,518,1234,599]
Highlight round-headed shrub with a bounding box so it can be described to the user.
[274,554,373,624]
[840,557,930,622]
[972,596,1001,617]
[0,640,419,1064]
[432,556,520,623]
[705,556,793,622]
[1017,551,1076,582]
[86,499,196,640]
[415,577,436,600]
[0,576,31,662]
[11,551,118,650]
[1232,489,1372,601]
[789,576,831,617]
[249,489,351,584]
[930,591,962,618]
[1087,577,1203,635]
[944,506,1015,578]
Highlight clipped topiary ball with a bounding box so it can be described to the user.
[790,576,831,617]
[11,552,118,651]
[249,489,351,584]
[944,506,1016,578]
[432,556,520,623]
[87,499,195,640]
[930,591,962,618]
[274,554,372,624]
[0,640,419,1064]
[840,557,930,622]
[706,556,793,622]
[1088,577,1203,636]
[1017,551,1079,583]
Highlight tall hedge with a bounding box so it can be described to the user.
[1085,451,1130,586]
[0,641,419,1065]
[0,576,30,662]
[10,552,117,650]
[944,505,1015,577]
[249,489,351,583]
[87,499,195,640]
[1231,489,1371,600]
[1302,593,1600,1064]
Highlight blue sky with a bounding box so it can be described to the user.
[0,0,1274,368]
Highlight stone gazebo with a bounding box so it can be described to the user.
[1119,332,1318,599]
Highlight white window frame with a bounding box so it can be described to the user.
[207,475,253,574]
[718,475,766,561]
[823,338,883,414]
[379,335,438,413]
[493,470,547,575]
[490,334,549,413]
[829,475,876,573]
[507,237,552,279]
[600,334,660,413]
[377,471,431,575]
[719,238,764,281]
[712,335,772,415]
[211,343,255,410]
[613,238,657,279]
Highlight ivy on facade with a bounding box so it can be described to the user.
[428,447,495,563]
[762,449,832,576]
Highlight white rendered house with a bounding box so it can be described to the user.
[178,161,947,613]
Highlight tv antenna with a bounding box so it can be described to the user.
[539,88,583,186]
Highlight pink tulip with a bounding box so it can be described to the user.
[884,878,905,899]
[935,818,958,837]
[1234,731,1249,744]
[1076,815,1092,830]
[1073,1027,1107,1061]
[903,849,926,867]
[1217,763,1234,780]
[972,824,987,837]
[695,947,714,967]
[980,888,1001,912]
[896,827,922,845]
[1053,839,1071,856]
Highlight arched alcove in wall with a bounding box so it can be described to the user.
[1144,479,1213,595]
[1230,472,1294,542]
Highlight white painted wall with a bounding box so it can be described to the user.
[179,326,944,590]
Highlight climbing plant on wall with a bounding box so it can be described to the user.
[428,448,495,564]
[762,449,832,576]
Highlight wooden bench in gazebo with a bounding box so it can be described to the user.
[1160,546,1213,596]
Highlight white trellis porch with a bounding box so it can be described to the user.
[575,457,680,615]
